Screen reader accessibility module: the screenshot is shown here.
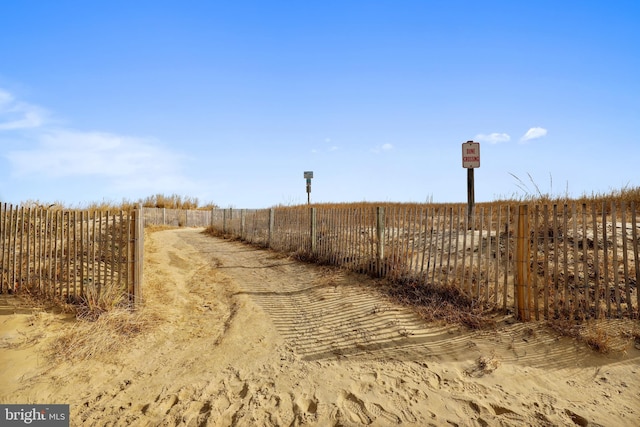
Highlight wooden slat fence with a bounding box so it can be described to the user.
[0,203,143,306]
[210,203,639,321]
[142,207,212,228]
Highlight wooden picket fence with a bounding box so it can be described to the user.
[0,203,144,306]
[210,202,639,321]
[142,207,212,228]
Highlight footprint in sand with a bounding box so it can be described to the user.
[181,401,212,426]
[337,390,404,425]
[564,409,590,427]
[292,394,319,424]
[364,402,402,424]
[217,401,245,426]
[530,392,558,416]
[391,393,418,423]
[338,391,372,425]
[489,403,527,424]
[221,369,249,399]
[141,393,179,417]
[155,393,179,415]
[453,397,491,421]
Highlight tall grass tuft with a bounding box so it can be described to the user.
[382,277,495,329]
[77,281,129,321]
[47,307,157,362]
[17,193,219,212]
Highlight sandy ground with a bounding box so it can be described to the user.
[1,227,639,426]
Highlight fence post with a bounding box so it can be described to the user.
[310,208,317,255]
[268,209,275,248]
[515,204,531,321]
[223,209,227,234]
[241,209,246,239]
[376,206,385,276]
[9,204,16,294]
[131,204,144,307]
[0,203,4,294]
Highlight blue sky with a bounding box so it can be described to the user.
[1,1,638,208]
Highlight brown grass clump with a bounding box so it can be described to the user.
[75,280,132,321]
[203,226,242,242]
[381,278,496,329]
[466,353,501,377]
[43,273,153,362]
[583,327,613,354]
[47,307,157,363]
[270,184,640,211]
[544,318,640,354]
[18,193,219,212]
[139,193,218,210]
[146,224,176,233]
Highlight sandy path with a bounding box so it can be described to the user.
[1,227,639,426]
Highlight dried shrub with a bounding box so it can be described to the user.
[547,318,616,354]
[47,307,156,362]
[381,277,495,329]
[76,281,129,321]
[466,353,500,377]
[583,327,612,354]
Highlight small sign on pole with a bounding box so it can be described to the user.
[462,141,480,168]
[304,171,313,205]
[462,141,480,227]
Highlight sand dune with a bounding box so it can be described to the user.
[1,227,638,426]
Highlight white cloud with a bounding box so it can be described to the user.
[520,127,548,142]
[0,89,14,105]
[1,87,195,199]
[372,143,394,154]
[329,145,338,151]
[8,129,181,179]
[474,133,511,144]
[0,89,48,131]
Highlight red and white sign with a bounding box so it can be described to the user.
[462,141,480,168]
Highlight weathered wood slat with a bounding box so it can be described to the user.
[591,204,600,318]
[632,202,640,315]
[542,205,550,318]
[572,203,579,316]
[600,203,609,316]
[533,205,539,320]
[611,202,621,316]
[580,204,589,317]
[620,202,632,317]
[454,206,461,290]
[561,204,569,314]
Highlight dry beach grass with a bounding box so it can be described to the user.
[1,226,639,426]
[1,188,639,425]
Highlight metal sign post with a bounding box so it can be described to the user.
[462,141,480,227]
[304,171,313,205]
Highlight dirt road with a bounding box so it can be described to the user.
[1,228,638,426]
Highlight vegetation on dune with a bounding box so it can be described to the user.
[381,277,495,330]
[138,193,218,210]
[8,186,640,354]
[271,184,640,211]
[15,193,219,212]
[496,173,640,205]
[11,183,640,212]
